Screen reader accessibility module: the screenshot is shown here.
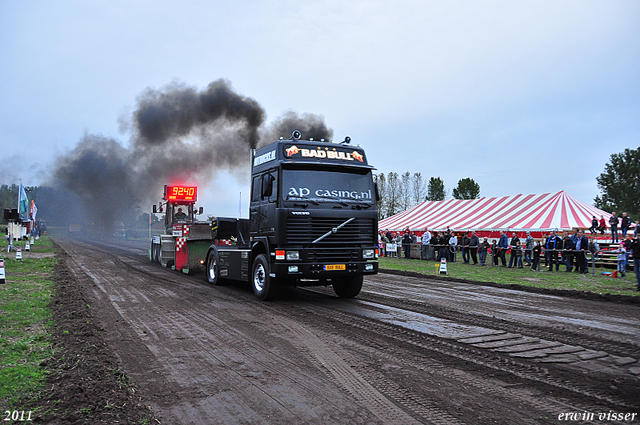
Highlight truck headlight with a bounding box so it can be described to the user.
[286,251,300,261]
[363,249,375,259]
[288,265,299,273]
[365,263,374,271]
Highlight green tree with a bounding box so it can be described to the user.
[452,178,480,200]
[594,147,640,219]
[426,177,445,201]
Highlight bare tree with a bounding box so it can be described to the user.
[374,173,386,219]
[386,172,400,217]
[400,171,411,211]
[412,172,425,206]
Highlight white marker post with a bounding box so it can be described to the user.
[16,248,22,260]
[0,259,5,284]
[439,258,448,275]
[25,242,30,251]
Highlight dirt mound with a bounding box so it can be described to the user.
[22,254,159,424]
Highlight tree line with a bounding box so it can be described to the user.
[374,173,480,219]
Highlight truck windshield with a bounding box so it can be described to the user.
[283,169,374,204]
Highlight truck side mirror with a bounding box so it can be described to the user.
[374,182,380,202]
[198,207,204,215]
[152,205,157,213]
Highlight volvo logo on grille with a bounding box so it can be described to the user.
[291,211,310,215]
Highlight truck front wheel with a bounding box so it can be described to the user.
[333,275,363,298]
[252,254,280,301]
[206,250,222,285]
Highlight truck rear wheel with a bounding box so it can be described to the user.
[332,275,363,298]
[252,254,280,301]
[206,250,222,285]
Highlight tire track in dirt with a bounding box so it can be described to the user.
[56,239,639,424]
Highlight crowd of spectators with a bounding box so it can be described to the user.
[378,211,640,291]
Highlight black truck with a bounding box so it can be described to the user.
[205,130,379,300]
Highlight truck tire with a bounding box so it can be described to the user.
[206,249,222,285]
[251,254,280,301]
[152,243,160,263]
[332,275,363,298]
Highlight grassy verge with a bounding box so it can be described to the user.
[0,237,56,408]
[379,256,639,296]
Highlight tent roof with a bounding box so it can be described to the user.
[379,191,612,232]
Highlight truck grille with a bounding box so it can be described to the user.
[287,217,375,245]
[307,247,360,262]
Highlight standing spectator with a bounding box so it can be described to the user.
[524,231,534,266]
[610,212,619,243]
[621,213,631,239]
[623,235,632,272]
[498,231,509,266]
[545,231,562,271]
[469,231,479,265]
[531,241,542,271]
[421,228,431,261]
[598,215,607,234]
[589,216,599,235]
[562,231,574,272]
[385,229,393,244]
[588,237,601,269]
[575,230,589,273]
[433,232,442,261]
[479,237,490,266]
[491,239,499,266]
[448,233,458,262]
[616,244,627,278]
[411,232,418,244]
[508,232,520,268]
[513,240,524,268]
[461,232,470,264]
[629,234,640,291]
[402,230,412,259]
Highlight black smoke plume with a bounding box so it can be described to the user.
[50,79,333,232]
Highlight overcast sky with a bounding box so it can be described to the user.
[1,1,638,217]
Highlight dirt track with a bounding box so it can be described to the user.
[48,238,640,424]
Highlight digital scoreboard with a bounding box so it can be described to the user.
[165,186,197,202]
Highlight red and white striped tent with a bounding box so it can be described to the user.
[379,191,612,237]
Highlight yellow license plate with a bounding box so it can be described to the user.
[324,264,346,271]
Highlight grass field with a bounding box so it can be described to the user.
[0,237,56,407]
[379,256,640,296]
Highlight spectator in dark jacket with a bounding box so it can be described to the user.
[498,231,509,266]
[468,231,479,265]
[621,213,631,239]
[575,230,589,273]
[589,216,599,234]
[545,231,562,271]
[461,233,471,264]
[562,231,575,272]
[508,232,520,268]
[402,230,412,259]
[610,212,619,243]
[629,235,640,291]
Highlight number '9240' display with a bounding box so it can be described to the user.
[165,186,197,202]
